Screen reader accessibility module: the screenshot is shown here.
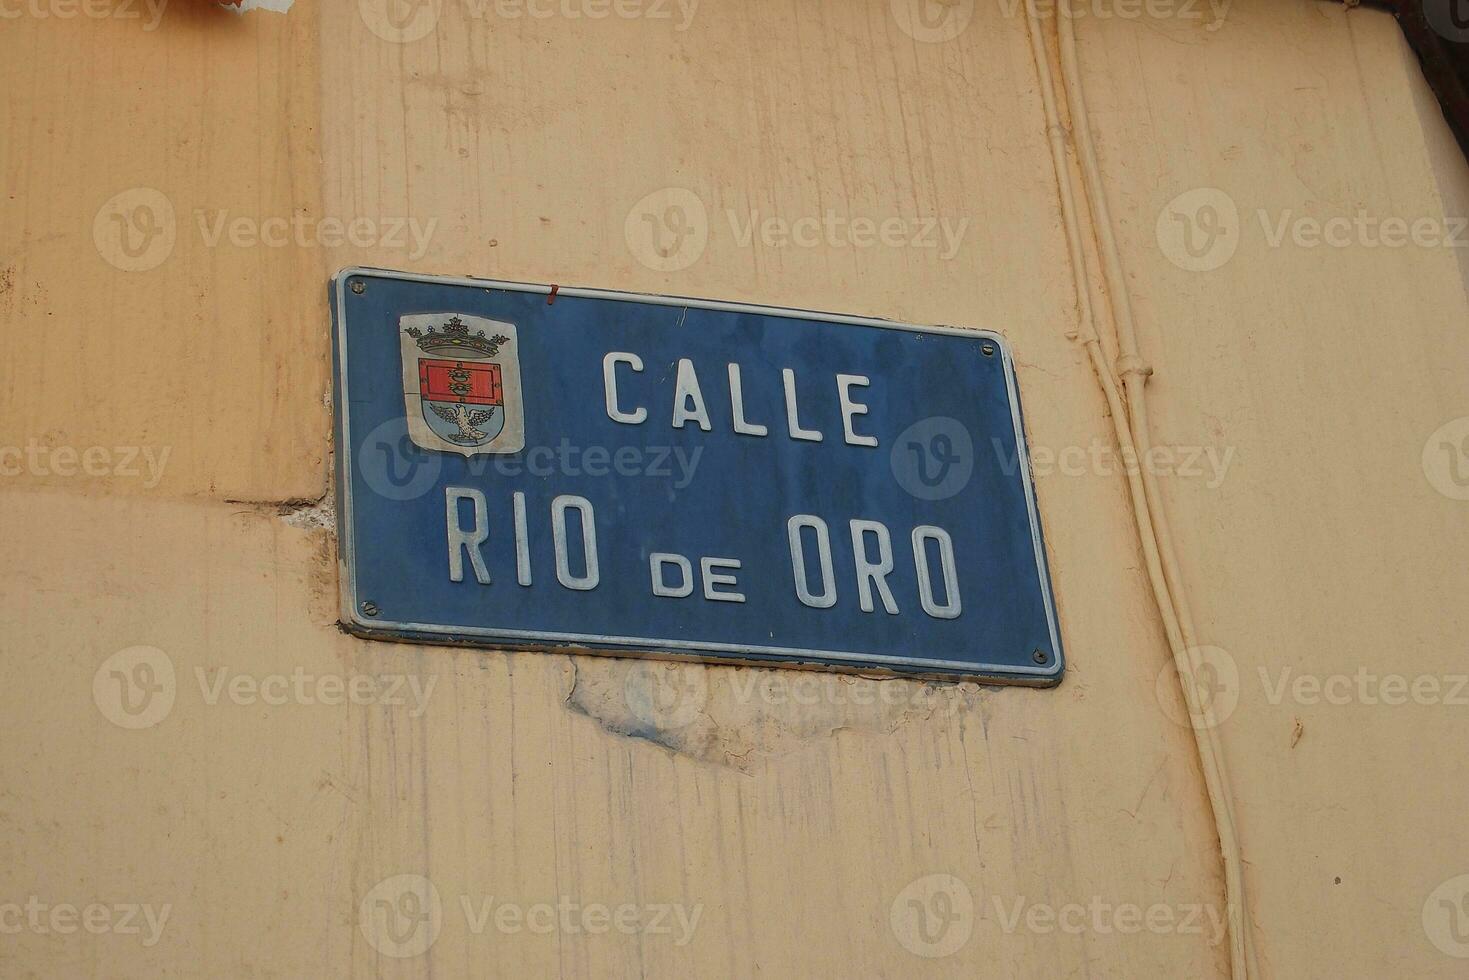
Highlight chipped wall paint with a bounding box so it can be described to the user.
[222,0,294,13]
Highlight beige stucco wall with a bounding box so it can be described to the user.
[3,0,1468,976]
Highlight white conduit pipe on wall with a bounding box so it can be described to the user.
[1022,11,1258,979]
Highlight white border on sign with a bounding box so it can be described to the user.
[331,267,1063,681]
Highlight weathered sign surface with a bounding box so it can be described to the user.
[331,268,1062,683]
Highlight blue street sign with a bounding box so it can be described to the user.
[331,268,1063,684]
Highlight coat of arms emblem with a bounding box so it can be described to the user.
[399,313,525,455]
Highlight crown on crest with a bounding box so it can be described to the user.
[405,316,510,358]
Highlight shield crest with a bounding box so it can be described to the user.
[400,313,525,456]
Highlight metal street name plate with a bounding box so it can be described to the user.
[331,268,1063,684]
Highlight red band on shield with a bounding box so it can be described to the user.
[419,359,503,405]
